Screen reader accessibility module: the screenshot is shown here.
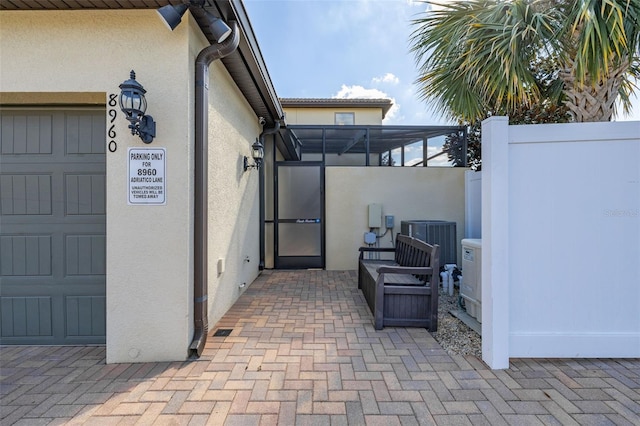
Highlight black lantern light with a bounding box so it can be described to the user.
[118,70,156,144]
[244,139,264,171]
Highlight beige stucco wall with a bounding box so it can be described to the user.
[284,107,383,125]
[325,167,467,270]
[207,57,262,325]
[1,10,261,362]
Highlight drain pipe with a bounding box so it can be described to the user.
[190,21,240,358]
[258,121,280,270]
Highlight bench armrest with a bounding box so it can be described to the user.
[376,266,434,276]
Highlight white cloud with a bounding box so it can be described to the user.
[332,84,400,123]
[427,145,452,167]
[333,84,387,99]
[402,139,454,167]
[372,73,400,85]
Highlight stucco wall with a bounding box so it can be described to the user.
[207,58,261,326]
[325,167,466,270]
[284,107,383,125]
[1,10,261,362]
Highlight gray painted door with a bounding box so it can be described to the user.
[0,108,106,344]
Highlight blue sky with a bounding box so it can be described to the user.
[243,0,640,125]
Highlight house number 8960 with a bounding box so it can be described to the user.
[107,94,118,153]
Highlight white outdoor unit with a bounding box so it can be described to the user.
[461,239,482,322]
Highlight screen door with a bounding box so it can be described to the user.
[274,162,324,269]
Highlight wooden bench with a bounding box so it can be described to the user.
[358,234,440,331]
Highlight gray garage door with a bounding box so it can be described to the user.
[0,108,106,345]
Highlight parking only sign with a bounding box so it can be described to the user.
[128,147,166,205]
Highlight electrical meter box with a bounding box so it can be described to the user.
[368,203,382,228]
[385,215,394,229]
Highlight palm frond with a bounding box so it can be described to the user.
[411,0,640,122]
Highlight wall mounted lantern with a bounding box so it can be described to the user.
[244,140,264,171]
[118,70,156,144]
[157,1,232,43]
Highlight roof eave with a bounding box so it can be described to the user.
[192,1,284,126]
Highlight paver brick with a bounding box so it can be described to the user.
[176,401,216,414]
[245,400,280,414]
[1,271,639,426]
[539,401,581,426]
[574,399,616,413]
[431,414,473,425]
[155,389,188,416]
[442,400,481,415]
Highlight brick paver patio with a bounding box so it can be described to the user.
[1,270,639,425]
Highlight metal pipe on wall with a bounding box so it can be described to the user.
[190,21,240,358]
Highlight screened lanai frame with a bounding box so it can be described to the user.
[276,124,468,167]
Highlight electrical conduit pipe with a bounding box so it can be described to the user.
[190,21,240,358]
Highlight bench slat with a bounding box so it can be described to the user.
[381,273,422,285]
[384,285,432,295]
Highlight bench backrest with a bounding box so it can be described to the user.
[395,234,440,281]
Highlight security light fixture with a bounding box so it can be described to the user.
[203,9,232,43]
[157,3,189,31]
[158,1,232,43]
[244,139,264,171]
[118,70,156,144]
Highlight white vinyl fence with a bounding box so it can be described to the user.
[481,117,640,369]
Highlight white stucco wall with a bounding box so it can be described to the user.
[325,167,466,270]
[1,9,261,362]
[482,117,640,369]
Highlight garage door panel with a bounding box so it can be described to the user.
[0,295,105,343]
[65,174,106,215]
[1,231,106,279]
[0,174,52,215]
[0,113,53,155]
[0,108,105,345]
[65,234,106,276]
[66,296,106,337]
[0,296,53,338]
[65,113,106,155]
[0,235,52,276]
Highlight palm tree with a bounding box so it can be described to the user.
[410,0,640,122]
